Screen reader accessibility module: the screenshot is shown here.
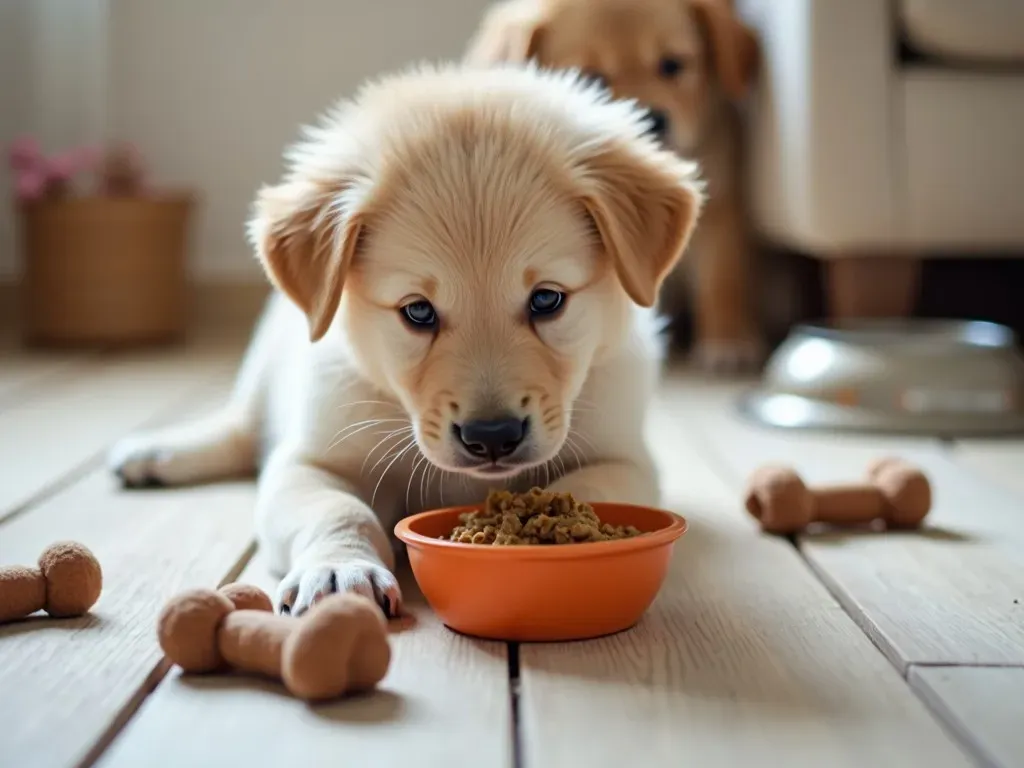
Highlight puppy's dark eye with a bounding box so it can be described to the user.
[658,57,684,78]
[528,288,566,318]
[400,300,438,330]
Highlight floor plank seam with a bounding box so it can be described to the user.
[906,673,1000,768]
[684,418,918,678]
[79,539,261,768]
[509,643,523,768]
[795,542,909,675]
[910,697,994,768]
[0,367,235,528]
[77,658,173,768]
[0,356,102,413]
[0,454,101,529]
[216,539,260,588]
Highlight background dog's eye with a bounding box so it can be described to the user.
[658,57,684,78]
[401,300,438,329]
[528,289,565,317]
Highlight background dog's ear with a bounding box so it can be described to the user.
[690,0,760,101]
[463,0,547,65]
[579,142,704,308]
[248,179,366,342]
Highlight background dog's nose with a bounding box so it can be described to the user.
[456,417,528,461]
[646,109,669,139]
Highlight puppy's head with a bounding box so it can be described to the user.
[465,0,759,153]
[249,64,702,480]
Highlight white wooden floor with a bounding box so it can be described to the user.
[1,327,1022,768]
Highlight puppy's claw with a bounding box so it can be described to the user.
[275,561,403,619]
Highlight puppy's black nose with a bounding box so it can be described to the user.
[455,417,528,461]
[646,109,670,139]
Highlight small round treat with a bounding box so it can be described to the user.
[219,583,273,612]
[38,541,103,617]
[282,593,391,701]
[157,589,234,673]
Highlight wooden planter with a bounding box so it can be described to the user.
[17,193,195,347]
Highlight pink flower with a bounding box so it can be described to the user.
[15,168,47,200]
[8,136,42,170]
[48,146,97,181]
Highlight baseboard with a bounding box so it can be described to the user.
[0,279,271,336]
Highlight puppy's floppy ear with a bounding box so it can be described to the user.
[463,0,547,65]
[248,178,368,342]
[690,0,760,101]
[579,142,704,308]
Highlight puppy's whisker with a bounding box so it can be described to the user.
[327,418,410,452]
[567,428,599,454]
[329,417,405,448]
[406,451,429,513]
[364,429,414,475]
[371,435,418,508]
[360,429,410,474]
[327,420,392,453]
[419,455,433,510]
[564,435,586,472]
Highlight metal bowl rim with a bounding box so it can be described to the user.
[788,318,1018,350]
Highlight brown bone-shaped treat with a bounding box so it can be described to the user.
[0,542,103,624]
[157,584,390,701]
[744,457,932,534]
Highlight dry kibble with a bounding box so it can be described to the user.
[446,488,643,546]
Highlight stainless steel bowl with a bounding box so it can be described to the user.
[738,319,1024,436]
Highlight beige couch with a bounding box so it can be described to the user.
[738,0,1024,320]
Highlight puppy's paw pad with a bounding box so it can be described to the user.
[692,338,765,376]
[277,561,402,619]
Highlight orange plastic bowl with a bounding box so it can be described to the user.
[394,502,687,642]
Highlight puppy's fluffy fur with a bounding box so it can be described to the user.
[466,0,763,372]
[108,63,703,617]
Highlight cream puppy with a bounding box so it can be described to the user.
[108,62,703,618]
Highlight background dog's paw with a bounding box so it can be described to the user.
[276,560,403,619]
[692,337,765,376]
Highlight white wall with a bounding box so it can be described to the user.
[108,0,494,281]
[0,3,33,280]
[0,0,109,280]
[0,0,494,281]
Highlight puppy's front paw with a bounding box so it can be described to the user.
[276,560,403,619]
[108,434,180,488]
[692,337,765,376]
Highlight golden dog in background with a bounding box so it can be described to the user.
[466,0,763,373]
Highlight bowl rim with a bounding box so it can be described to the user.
[791,317,1017,349]
[394,501,688,560]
